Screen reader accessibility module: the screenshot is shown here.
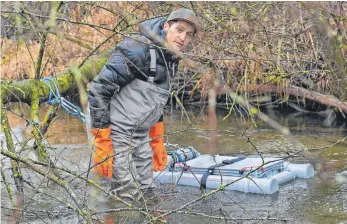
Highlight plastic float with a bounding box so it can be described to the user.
[153,145,315,194]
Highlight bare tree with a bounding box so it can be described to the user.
[1,2,346,223]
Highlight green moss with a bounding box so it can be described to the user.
[0,99,24,193]
[250,107,258,115]
[1,169,15,207]
[1,53,110,104]
[30,81,49,162]
[79,55,109,82]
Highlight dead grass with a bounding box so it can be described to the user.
[0,2,149,80]
[1,2,345,98]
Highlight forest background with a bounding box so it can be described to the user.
[0,1,346,223]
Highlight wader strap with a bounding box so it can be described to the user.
[148,41,157,83]
[200,156,246,190]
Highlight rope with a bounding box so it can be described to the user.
[166,143,200,163]
[41,77,86,123]
[41,77,61,105]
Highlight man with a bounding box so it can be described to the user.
[88,8,199,201]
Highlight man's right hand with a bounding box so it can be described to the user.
[91,126,114,178]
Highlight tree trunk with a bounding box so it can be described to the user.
[217,84,347,114]
[1,52,110,104]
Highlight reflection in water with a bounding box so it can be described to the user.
[2,103,347,224]
[291,178,315,189]
[5,103,88,145]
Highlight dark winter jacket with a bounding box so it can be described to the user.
[88,17,179,129]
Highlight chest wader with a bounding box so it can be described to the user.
[109,45,171,201]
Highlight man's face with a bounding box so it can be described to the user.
[164,20,195,53]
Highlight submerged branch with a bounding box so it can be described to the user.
[307,135,347,151]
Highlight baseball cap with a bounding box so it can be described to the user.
[166,8,201,35]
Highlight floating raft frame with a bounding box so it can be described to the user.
[153,154,315,194]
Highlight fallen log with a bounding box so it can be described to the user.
[217,84,347,115]
[2,60,347,117]
[0,52,110,104]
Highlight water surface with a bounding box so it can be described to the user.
[1,103,346,223]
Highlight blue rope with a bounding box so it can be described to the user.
[167,146,200,163]
[41,77,86,123]
[41,77,61,105]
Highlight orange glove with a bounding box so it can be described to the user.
[149,122,168,171]
[91,126,114,178]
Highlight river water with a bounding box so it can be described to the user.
[1,103,346,223]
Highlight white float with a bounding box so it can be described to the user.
[153,153,315,194]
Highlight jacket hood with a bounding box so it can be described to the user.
[139,17,167,46]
